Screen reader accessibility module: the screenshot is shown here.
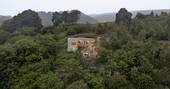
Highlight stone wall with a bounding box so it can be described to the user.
[67,37,99,59]
[67,37,96,52]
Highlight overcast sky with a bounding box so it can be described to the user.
[0,0,170,16]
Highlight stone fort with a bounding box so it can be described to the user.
[68,36,100,59]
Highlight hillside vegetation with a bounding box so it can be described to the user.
[0,8,170,89]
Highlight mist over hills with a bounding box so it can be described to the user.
[37,11,98,26]
[90,9,170,22]
[90,13,116,23]
[38,12,53,27]
[0,15,11,26]
[77,13,98,24]
[1,9,170,27]
[131,9,170,18]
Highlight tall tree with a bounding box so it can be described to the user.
[115,8,132,24]
[69,10,81,23]
[135,13,146,19]
[1,9,42,32]
[52,10,81,26]
[150,11,154,17]
[52,12,62,26]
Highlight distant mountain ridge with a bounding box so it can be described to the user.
[0,11,98,27]
[90,9,170,22]
[90,13,116,23]
[0,9,170,27]
[131,9,170,18]
[37,11,98,26]
[77,13,98,24]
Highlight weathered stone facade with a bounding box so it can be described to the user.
[67,37,99,59]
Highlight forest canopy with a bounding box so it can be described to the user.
[0,8,170,89]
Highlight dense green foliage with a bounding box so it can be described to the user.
[0,9,170,89]
[52,10,81,26]
[115,8,132,24]
[1,10,42,32]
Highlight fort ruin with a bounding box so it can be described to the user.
[67,36,100,59]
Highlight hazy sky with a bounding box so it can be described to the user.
[0,0,170,16]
